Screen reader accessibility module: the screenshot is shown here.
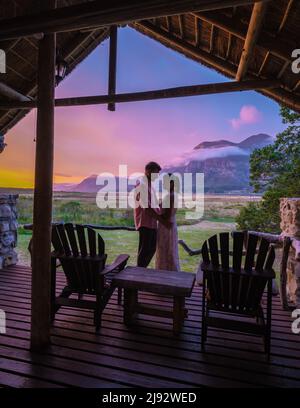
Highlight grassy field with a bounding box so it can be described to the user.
[18,222,233,272]
[14,191,261,272]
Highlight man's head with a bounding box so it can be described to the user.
[145,161,161,180]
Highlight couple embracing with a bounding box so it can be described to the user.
[134,161,180,271]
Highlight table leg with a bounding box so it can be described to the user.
[173,296,185,335]
[124,288,138,326]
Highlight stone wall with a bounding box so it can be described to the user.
[0,194,18,269]
[280,198,300,307]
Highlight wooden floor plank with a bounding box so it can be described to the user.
[0,265,299,388]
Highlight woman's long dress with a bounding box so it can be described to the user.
[155,207,180,271]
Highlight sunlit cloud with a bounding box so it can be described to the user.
[229,105,262,130]
[165,146,248,168]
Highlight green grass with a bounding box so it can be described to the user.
[16,192,276,278]
[17,226,225,272]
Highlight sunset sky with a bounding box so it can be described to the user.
[1,27,285,188]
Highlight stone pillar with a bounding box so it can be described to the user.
[280,198,300,307]
[0,194,18,269]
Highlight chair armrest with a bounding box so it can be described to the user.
[178,240,202,256]
[100,254,129,275]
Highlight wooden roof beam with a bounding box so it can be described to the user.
[0,0,270,41]
[0,81,31,101]
[0,79,282,110]
[236,2,268,81]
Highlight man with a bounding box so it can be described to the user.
[134,161,169,267]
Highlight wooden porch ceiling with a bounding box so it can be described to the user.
[0,0,299,134]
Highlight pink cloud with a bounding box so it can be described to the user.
[230,105,262,129]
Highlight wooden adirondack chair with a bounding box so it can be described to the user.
[51,223,129,330]
[201,231,276,357]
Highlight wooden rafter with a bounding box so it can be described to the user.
[278,0,294,33]
[293,79,300,92]
[178,15,184,39]
[193,10,291,62]
[166,16,171,31]
[209,24,215,53]
[0,29,109,135]
[226,33,232,60]
[277,61,290,79]
[133,21,300,112]
[0,0,270,41]
[195,16,200,46]
[236,2,268,81]
[258,0,295,76]
[0,79,282,110]
[9,48,35,69]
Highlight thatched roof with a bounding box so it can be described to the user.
[0,0,299,134]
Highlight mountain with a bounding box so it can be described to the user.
[164,133,273,193]
[72,174,98,193]
[55,133,273,194]
[69,175,135,193]
[194,140,236,149]
[194,133,271,151]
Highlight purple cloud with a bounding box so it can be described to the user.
[230,105,262,129]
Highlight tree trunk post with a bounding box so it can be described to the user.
[30,0,56,351]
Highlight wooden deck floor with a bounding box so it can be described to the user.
[0,265,300,388]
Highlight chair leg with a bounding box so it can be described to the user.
[94,295,103,331]
[201,277,206,350]
[265,279,273,359]
[94,307,101,332]
[118,287,122,305]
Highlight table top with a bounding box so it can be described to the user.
[113,266,195,297]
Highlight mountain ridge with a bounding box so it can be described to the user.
[54,133,273,193]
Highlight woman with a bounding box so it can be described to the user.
[155,174,180,271]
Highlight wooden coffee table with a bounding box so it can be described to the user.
[113,266,195,335]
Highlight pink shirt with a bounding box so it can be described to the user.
[134,177,159,230]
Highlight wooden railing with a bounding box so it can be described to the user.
[24,223,136,232]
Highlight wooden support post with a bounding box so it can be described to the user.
[236,2,268,81]
[30,0,56,351]
[108,25,118,112]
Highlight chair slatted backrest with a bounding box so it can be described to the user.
[201,232,275,314]
[52,223,107,294]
